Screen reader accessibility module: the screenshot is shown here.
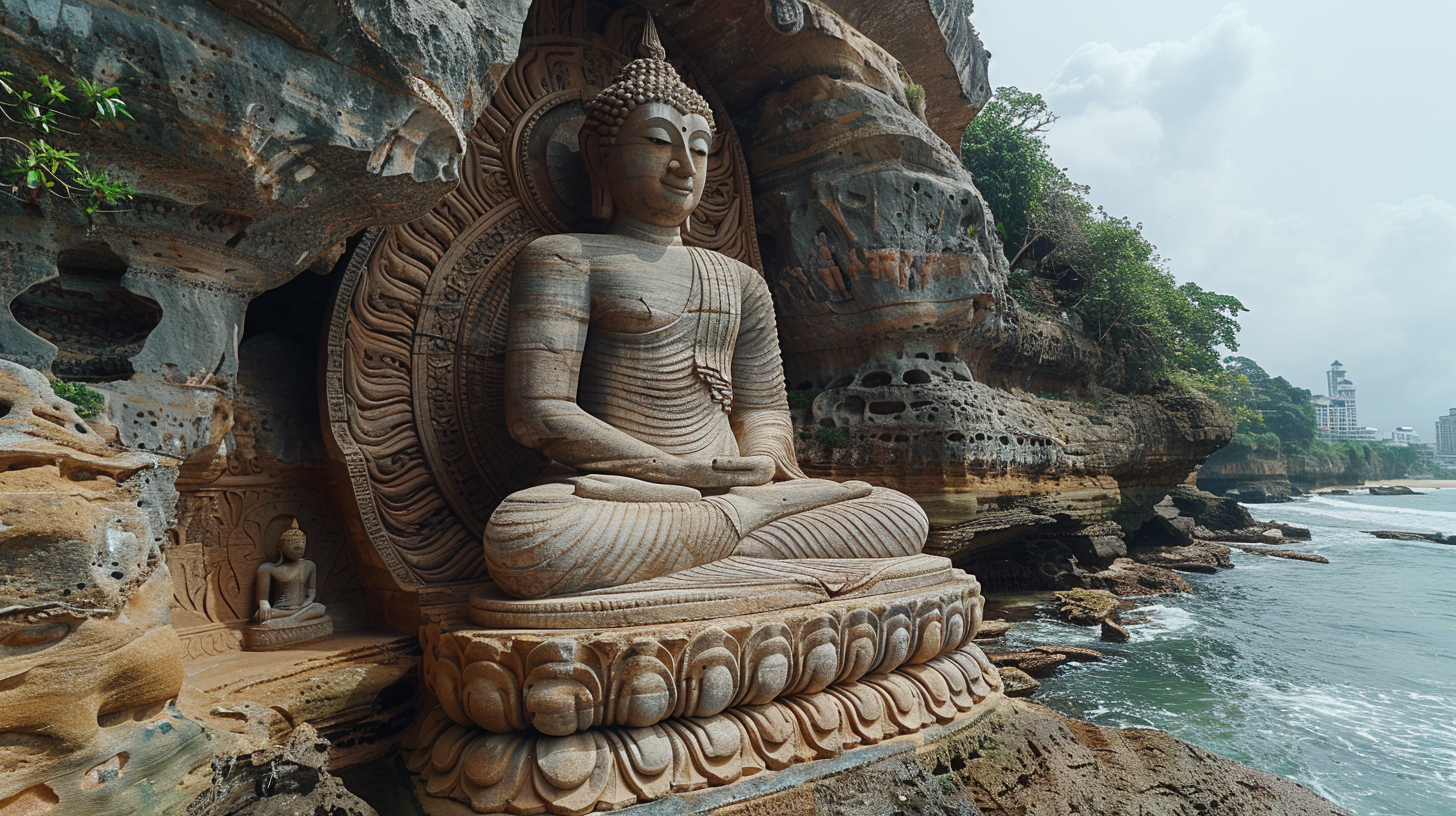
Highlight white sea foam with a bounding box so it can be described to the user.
[1262,497,1456,533]
[1125,603,1198,642]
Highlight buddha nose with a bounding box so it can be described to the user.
[668,154,694,179]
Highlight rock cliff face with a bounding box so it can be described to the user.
[0,1,1253,814]
[655,0,1232,567]
[1199,446,1389,500]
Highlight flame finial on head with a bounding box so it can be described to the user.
[582,13,715,146]
[638,12,667,60]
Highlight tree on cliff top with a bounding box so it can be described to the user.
[961,86,1246,392]
[959,86,1063,257]
[1221,356,1317,448]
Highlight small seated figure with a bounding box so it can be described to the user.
[484,18,928,599]
[243,519,332,650]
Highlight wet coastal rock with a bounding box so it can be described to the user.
[1083,557,1193,595]
[1364,530,1452,545]
[1130,543,1234,574]
[1054,588,1123,626]
[957,701,1353,816]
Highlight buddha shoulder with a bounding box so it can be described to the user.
[516,233,591,270]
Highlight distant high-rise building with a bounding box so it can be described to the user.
[1437,409,1456,456]
[1327,360,1345,398]
[1313,361,1377,440]
[1386,426,1420,446]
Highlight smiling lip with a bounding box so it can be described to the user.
[661,181,694,196]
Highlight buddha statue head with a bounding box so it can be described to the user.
[276,518,308,563]
[580,15,716,229]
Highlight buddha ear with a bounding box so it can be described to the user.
[579,127,613,221]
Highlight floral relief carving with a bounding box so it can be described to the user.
[422,580,983,738]
[407,644,1002,815]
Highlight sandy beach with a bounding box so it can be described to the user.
[1323,479,1456,490]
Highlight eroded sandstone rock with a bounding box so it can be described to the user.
[0,360,208,814]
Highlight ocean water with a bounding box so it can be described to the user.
[994,488,1456,816]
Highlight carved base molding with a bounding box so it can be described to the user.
[406,644,1002,815]
[407,556,998,813]
[241,616,334,651]
[424,570,984,737]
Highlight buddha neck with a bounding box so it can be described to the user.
[607,211,685,246]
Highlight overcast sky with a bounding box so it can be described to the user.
[971,1,1456,439]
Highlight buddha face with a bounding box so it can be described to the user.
[597,102,712,228]
[280,534,307,561]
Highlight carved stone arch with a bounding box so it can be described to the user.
[325,0,762,587]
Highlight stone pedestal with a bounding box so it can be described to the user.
[405,555,1003,814]
[241,614,334,651]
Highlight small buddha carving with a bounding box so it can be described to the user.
[243,519,331,650]
[483,16,929,599]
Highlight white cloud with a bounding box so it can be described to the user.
[1011,3,1455,434]
[1043,4,1276,172]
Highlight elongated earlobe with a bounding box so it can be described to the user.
[591,177,614,221]
[579,127,612,221]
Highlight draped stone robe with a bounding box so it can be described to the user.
[485,241,927,599]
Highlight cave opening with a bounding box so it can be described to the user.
[11,243,162,382]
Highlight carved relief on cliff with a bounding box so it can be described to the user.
[326,0,761,588]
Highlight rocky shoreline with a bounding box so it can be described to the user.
[968,485,1328,700]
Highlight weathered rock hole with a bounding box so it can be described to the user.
[869,400,906,415]
[948,432,966,442]
[828,374,854,389]
[952,371,971,382]
[902,369,931,385]
[0,784,58,813]
[96,699,167,728]
[81,752,128,790]
[0,398,10,419]
[841,396,866,415]
[910,401,933,409]
[819,418,836,428]
[11,244,161,382]
[860,371,892,388]
[914,352,929,359]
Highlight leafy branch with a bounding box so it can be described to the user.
[0,71,135,214]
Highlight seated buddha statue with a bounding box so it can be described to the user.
[484,19,928,599]
[253,519,327,628]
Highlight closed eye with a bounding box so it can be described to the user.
[646,136,671,145]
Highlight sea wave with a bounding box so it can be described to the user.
[1270,496,1456,530]
[1019,489,1456,815]
[1125,603,1198,643]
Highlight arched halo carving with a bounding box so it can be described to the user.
[325,0,762,586]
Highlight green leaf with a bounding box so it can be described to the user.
[38,74,68,105]
[51,380,105,419]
